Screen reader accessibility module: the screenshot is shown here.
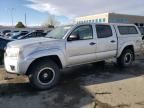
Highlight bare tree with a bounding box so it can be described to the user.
[42,15,60,28]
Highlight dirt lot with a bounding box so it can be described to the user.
[0,58,144,108]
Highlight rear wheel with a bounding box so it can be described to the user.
[29,59,60,90]
[117,49,134,67]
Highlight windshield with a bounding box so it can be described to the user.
[46,25,73,39]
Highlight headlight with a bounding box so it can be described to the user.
[6,47,21,57]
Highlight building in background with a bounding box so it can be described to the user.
[75,13,144,27]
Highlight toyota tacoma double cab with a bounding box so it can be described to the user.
[4,23,143,90]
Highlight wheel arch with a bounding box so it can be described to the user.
[117,44,135,60]
[26,55,63,75]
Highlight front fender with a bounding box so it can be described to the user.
[24,48,66,68]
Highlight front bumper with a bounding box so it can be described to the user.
[4,56,33,75]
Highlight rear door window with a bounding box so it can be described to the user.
[96,25,113,38]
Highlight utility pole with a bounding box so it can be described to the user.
[25,13,27,26]
[10,8,14,26]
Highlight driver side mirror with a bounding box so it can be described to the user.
[68,34,79,41]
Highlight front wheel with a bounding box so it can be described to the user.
[29,60,60,90]
[117,49,134,67]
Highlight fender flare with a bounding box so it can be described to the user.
[117,42,135,57]
[25,48,66,68]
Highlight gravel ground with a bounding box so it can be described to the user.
[0,58,144,108]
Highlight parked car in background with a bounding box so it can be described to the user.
[138,27,144,35]
[4,23,143,90]
[0,30,48,60]
[5,31,21,38]
[2,30,11,37]
[9,31,29,39]
[0,37,13,51]
[13,31,19,33]
[18,30,48,39]
[0,37,13,64]
[0,30,47,50]
[0,32,2,36]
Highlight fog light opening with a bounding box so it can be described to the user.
[10,65,15,71]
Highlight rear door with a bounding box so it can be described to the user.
[95,24,117,60]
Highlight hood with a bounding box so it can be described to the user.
[8,37,57,48]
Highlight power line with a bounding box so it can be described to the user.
[7,8,14,26]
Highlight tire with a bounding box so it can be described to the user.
[117,49,134,67]
[0,50,4,65]
[29,59,60,90]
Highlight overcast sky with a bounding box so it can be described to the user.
[0,0,144,26]
[26,0,144,16]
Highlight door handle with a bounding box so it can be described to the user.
[89,42,96,45]
[110,40,116,43]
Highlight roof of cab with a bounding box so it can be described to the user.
[75,23,136,26]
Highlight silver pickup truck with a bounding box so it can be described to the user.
[4,23,143,90]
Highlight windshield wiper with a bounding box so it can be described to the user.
[46,36,53,38]
[46,36,57,39]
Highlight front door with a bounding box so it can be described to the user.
[66,25,97,66]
